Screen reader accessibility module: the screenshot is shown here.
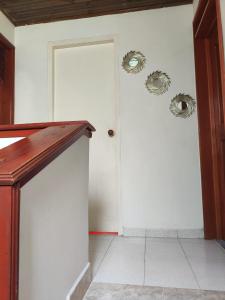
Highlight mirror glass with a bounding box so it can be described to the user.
[152,78,163,89]
[146,71,171,95]
[170,94,196,118]
[128,57,139,67]
[177,101,188,111]
[122,51,146,74]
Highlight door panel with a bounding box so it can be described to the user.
[53,42,118,232]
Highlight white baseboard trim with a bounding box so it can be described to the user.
[177,229,204,238]
[122,227,204,238]
[67,263,92,300]
[146,229,178,238]
[123,227,146,237]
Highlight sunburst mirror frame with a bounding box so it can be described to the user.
[169,93,196,118]
[122,51,146,74]
[145,71,171,95]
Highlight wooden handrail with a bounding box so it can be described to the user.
[0,120,94,131]
[0,121,94,300]
[0,121,95,186]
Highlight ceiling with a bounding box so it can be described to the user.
[0,0,193,27]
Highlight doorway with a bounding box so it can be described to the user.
[193,0,225,239]
[0,33,14,124]
[50,39,120,233]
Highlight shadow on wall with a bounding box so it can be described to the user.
[89,197,104,231]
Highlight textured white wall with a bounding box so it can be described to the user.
[0,11,14,44]
[15,5,203,231]
[193,0,199,15]
[19,137,89,300]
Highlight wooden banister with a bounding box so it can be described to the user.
[0,121,95,300]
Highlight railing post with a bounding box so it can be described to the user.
[0,185,20,300]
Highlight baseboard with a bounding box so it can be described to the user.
[123,227,204,238]
[123,227,146,237]
[146,228,178,238]
[177,229,204,238]
[67,263,92,300]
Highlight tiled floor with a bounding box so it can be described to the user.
[89,235,225,292]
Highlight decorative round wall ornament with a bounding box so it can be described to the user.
[169,94,196,118]
[145,71,171,95]
[122,51,146,74]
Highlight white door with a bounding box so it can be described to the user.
[53,41,118,232]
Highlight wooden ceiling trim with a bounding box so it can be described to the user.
[0,0,193,26]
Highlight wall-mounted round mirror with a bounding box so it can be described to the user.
[122,51,146,74]
[170,94,196,118]
[145,71,171,95]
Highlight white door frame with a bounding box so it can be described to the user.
[48,35,122,235]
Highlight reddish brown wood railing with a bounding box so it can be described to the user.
[193,0,225,239]
[0,121,95,300]
[0,33,15,125]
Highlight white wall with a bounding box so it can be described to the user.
[0,137,24,149]
[193,0,199,15]
[0,11,14,44]
[15,5,203,231]
[19,137,89,300]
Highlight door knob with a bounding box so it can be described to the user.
[108,129,115,137]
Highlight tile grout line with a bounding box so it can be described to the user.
[93,236,115,279]
[178,238,201,289]
[143,230,147,286]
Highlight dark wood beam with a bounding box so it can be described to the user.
[0,0,193,26]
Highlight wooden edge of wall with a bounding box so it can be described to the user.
[0,185,20,300]
[193,0,209,34]
[0,33,15,124]
[192,0,225,238]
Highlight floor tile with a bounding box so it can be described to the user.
[89,236,225,292]
[89,235,114,276]
[89,235,114,254]
[145,238,199,289]
[180,239,225,291]
[89,251,106,277]
[93,237,145,285]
